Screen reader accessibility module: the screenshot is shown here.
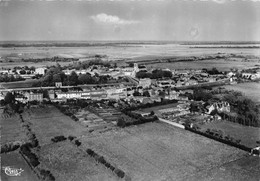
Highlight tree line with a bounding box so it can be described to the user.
[136,69,173,79]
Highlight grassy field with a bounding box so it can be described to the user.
[200,120,260,148]
[22,105,90,146]
[139,103,178,114]
[223,82,260,103]
[1,44,260,69]
[79,122,251,181]
[189,155,260,181]
[0,79,39,89]
[146,58,260,72]
[1,151,40,181]
[0,113,28,144]
[37,141,118,181]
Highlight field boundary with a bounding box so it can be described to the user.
[158,118,185,129]
[185,127,252,152]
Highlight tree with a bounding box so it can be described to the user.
[52,74,61,82]
[158,91,166,98]
[129,63,134,67]
[69,71,78,85]
[143,90,150,97]
[42,90,49,99]
[117,117,126,128]
[19,70,26,74]
[4,92,15,104]
[133,91,141,96]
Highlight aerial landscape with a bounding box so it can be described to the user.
[1,0,260,181]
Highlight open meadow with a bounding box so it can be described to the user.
[0,113,28,144]
[79,122,252,181]
[37,141,118,181]
[138,103,178,114]
[1,43,260,68]
[22,105,90,146]
[199,120,260,148]
[146,58,260,72]
[1,151,40,181]
[222,82,260,104]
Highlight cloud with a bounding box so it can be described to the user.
[90,13,139,25]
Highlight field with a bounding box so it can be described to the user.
[22,105,90,145]
[223,82,260,103]
[0,113,28,144]
[75,108,114,131]
[79,122,254,181]
[0,79,39,89]
[37,141,118,181]
[139,103,178,114]
[1,43,260,68]
[1,151,39,181]
[190,155,260,181]
[146,58,260,72]
[199,120,260,148]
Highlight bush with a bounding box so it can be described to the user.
[74,140,81,146]
[39,169,55,181]
[114,168,125,178]
[51,136,67,143]
[98,156,106,164]
[1,142,20,153]
[68,135,76,141]
[20,144,40,167]
[86,149,94,156]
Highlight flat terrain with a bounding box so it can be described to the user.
[22,105,90,145]
[1,44,260,68]
[138,103,178,114]
[189,155,260,181]
[200,120,260,148]
[0,113,28,144]
[0,79,39,89]
[37,141,118,181]
[223,82,260,103]
[79,122,253,181]
[146,58,260,72]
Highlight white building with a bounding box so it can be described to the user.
[139,78,152,88]
[35,67,46,75]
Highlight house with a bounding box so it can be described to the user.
[121,63,139,77]
[24,92,43,102]
[106,88,126,99]
[56,91,82,99]
[55,82,62,88]
[90,89,107,100]
[139,78,152,88]
[157,80,173,88]
[35,67,47,75]
[206,101,230,114]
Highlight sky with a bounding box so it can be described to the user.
[0,0,260,41]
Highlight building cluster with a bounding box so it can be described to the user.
[0,67,47,79]
[62,63,141,78]
[159,102,191,119]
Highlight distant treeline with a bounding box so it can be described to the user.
[180,41,260,45]
[190,46,260,49]
[127,53,259,65]
[1,42,164,48]
[21,56,79,62]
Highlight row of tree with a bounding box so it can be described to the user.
[32,65,114,87]
[0,74,25,82]
[86,149,127,179]
[136,69,173,79]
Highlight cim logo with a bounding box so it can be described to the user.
[2,166,24,176]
